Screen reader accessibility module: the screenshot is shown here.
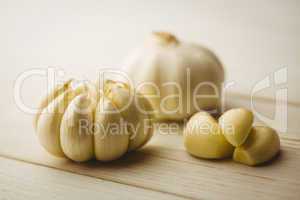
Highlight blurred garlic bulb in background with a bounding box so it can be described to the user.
[34,79,153,162]
[124,32,224,121]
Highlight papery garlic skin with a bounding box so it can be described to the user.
[184,112,234,159]
[60,94,95,162]
[233,126,280,166]
[94,97,129,161]
[36,83,86,156]
[124,32,224,121]
[34,79,153,162]
[33,79,73,131]
[104,80,153,151]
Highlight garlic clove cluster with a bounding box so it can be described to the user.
[34,79,153,162]
[219,109,280,165]
[184,109,280,166]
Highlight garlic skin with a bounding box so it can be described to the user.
[60,94,95,162]
[94,97,129,161]
[104,80,153,151]
[34,79,153,162]
[33,79,73,131]
[184,112,234,159]
[124,32,224,121]
[233,126,280,166]
[36,82,87,156]
[219,108,254,147]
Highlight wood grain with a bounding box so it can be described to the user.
[0,157,183,200]
[1,135,300,199]
[1,0,299,198]
[0,114,299,199]
[0,90,299,199]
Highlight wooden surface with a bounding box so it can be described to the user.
[1,1,299,199]
[0,157,183,200]
[0,94,300,200]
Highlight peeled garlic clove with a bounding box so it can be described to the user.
[104,80,153,151]
[184,112,234,159]
[94,97,129,161]
[233,126,280,166]
[60,94,95,162]
[33,79,73,130]
[35,78,152,161]
[36,83,85,157]
[219,108,254,147]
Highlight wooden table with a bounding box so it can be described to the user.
[1,1,299,198]
[1,94,299,200]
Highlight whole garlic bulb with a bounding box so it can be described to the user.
[34,79,153,162]
[124,32,224,121]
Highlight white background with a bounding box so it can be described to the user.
[1,0,299,110]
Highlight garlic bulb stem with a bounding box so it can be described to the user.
[151,31,179,46]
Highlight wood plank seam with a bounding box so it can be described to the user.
[1,135,299,192]
[0,154,195,200]
[141,147,299,184]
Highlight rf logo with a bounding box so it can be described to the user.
[251,67,288,133]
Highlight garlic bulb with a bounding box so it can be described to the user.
[124,32,224,121]
[34,79,153,162]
